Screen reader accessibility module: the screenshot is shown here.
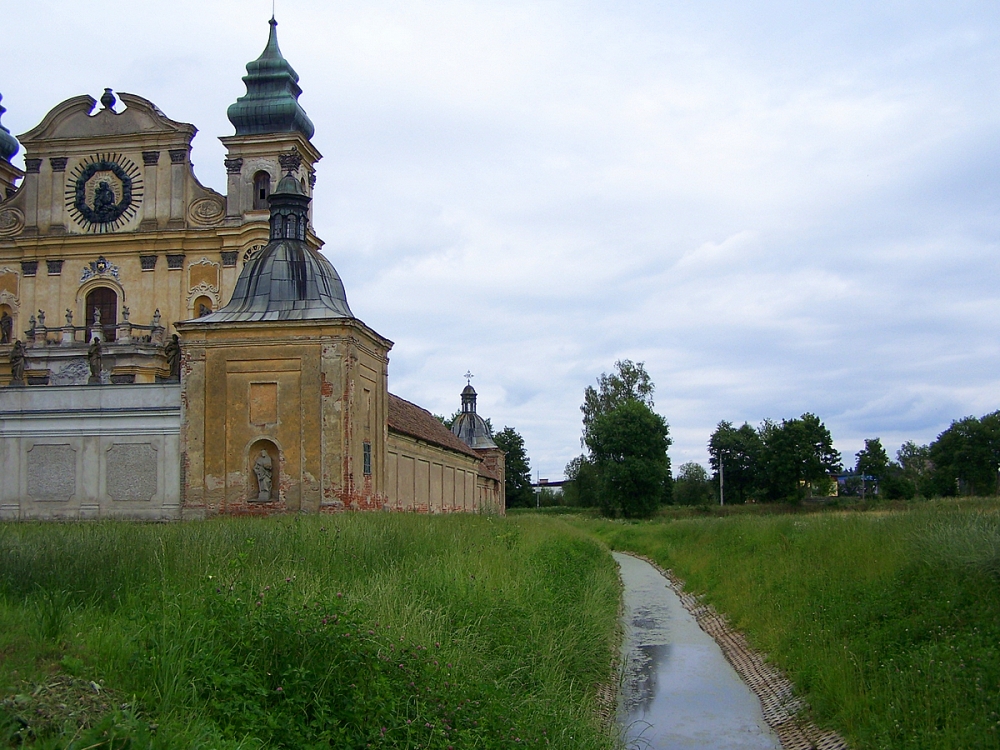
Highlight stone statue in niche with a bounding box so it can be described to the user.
[164,334,181,380]
[198,303,210,317]
[9,340,24,384]
[0,310,11,344]
[254,450,273,501]
[87,337,102,384]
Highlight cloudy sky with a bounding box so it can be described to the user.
[4,1,1000,478]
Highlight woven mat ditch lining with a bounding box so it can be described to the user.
[627,554,850,750]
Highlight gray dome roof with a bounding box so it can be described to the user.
[451,412,497,450]
[275,171,306,196]
[196,241,353,322]
[451,383,497,449]
[194,169,353,323]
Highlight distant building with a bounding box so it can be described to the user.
[532,479,565,495]
[0,18,502,519]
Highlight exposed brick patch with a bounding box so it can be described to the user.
[624,553,850,750]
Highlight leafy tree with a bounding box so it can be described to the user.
[493,427,534,508]
[536,487,559,507]
[928,412,1000,496]
[708,421,764,503]
[586,399,671,518]
[674,462,712,505]
[893,440,932,497]
[581,360,654,447]
[897,441,931,482]
[759,413,841,501]
[562,455,599,507]
[879,466,917,500]
[855,438,889,481]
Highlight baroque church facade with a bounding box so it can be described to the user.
[0,19,504,520]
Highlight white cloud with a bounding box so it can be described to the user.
[3,0,1000,479]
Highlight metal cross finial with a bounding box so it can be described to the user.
[464,370,474,385]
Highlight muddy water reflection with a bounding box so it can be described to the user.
[614,552,780,750]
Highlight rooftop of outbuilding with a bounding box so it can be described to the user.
[387,394,480,460]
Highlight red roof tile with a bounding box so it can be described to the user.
[387,393,479,460]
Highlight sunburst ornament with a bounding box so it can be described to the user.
[65,153,143,233]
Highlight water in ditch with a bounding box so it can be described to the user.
[614,552,780,750]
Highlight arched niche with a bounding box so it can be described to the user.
[248,438,281,502]
[0,303,14,344]
[193,295,213,318]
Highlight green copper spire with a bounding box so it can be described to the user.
[227,18,315,139]
[0,94,19,163]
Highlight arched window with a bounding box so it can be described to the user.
[253,171,271,210]
[85,287,117,342]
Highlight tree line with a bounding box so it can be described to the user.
[442,365,1000,513]
[562,360,1000,516]
[671,411,1000,505]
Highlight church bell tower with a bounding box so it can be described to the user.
[220,18,321,255]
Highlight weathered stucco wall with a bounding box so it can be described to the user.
[386,430,483,513]
[177,318,391,518]
[0,384,181,520]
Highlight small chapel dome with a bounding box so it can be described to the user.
[274,170,306,196]
[0,94,19,163]
[227,18,315,139]
[194,166,352,323]
[451,384,498,450]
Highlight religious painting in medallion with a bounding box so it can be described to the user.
[65,153,143,232]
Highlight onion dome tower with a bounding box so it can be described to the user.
[196,169,352,322]
[227,17,315,139]
[451,383,498,449]
[220,17,320,232]
[0,94,23,200]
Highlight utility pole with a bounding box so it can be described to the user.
[719,451,724,507]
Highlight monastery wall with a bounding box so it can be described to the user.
[0,383,180,520]
[385,431,482,513]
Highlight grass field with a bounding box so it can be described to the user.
[574,499,1000,750]
[0,514,620,749]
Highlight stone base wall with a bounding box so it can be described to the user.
[0,384,181,520]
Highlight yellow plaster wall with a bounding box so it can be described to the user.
[177,318,391,517]
[385,431,482,513]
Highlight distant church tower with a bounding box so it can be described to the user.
[451,383,506,502]
[220,18,321,258]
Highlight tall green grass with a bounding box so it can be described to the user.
[574,500,1000,750]
[0,515,620,749]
